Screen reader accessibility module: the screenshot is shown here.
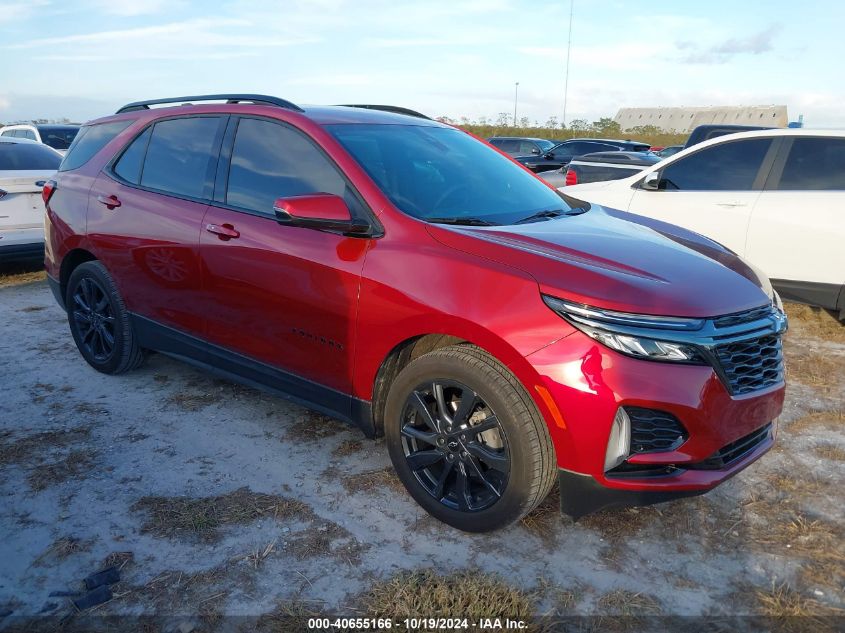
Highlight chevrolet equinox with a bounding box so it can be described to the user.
[43,94,787,532]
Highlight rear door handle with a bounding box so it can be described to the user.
[205,223,240,240]
[96,195,121,209]
[716,201,747,208]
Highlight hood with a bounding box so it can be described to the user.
[426,205,772,318]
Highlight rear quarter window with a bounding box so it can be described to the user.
[59,120,133,172]
[776,137,845,190]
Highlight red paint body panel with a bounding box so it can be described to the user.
[43,102,786,509]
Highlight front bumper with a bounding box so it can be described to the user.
[526,330,784,516]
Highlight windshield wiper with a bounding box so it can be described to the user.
[426,216,497,226]
[514,207,588,224]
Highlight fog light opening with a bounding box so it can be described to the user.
[604,407,631,472]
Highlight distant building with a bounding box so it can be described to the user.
[614,106,788,133]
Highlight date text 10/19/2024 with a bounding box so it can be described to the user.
[307,618,529,630]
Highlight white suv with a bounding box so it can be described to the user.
[563,129,845,318]
[0,123,80,155]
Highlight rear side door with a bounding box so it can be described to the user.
[87,115,226,335]
[746,136,845,306]
[625,137,777,256]
[199,116,373,396]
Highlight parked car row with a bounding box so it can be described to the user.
[0,123,80,154]
[538,151,661,188]
[489,136,651,172]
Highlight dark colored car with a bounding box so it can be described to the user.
[44,94,786,532]
[487,137,557,157]
[684,124,773,149]
[0,124,80,152]
[656,145,683,158]
[514,138,651,172]
[539,151,662,188]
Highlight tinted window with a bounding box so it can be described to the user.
[0,129,14,137]
[498,140,520,153]
[777,137,845,190]
[331,124,573,225]
[0,143,62,170]
[536,140,556,151]
[226,118,346,214]
[60,120,133,172]
[141,117,222,199]
[20,129,37,141]
[659,138,772,191]
[37,126,79,150]
[518,140,539,155]
[112,127,152,184]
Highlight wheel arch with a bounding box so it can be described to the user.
[59,248,97,305]
[364,327,560,447]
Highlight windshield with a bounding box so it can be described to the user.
[536,139,556,151]
[37,126,79,150]
[329,124,572,225]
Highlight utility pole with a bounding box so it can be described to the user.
[513,82,519,126]
[562,0,574,127]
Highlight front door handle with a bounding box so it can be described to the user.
[96,195,121,209]
[716,201,747,208]
[206,223,240,240]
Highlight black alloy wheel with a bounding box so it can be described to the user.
[400,379,510,512]
[71,277,116,362]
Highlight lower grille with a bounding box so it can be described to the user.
[689,423,772,470]
[715,335,784,395]
[626,407,687,453]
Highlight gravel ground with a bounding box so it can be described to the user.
[0,274,842,628]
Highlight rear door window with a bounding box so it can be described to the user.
[60,120,133,172]
[776,137,845,190]
[658,138,772,191]
[140,117,224,199]
[225,117,347,215]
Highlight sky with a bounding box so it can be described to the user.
[1,0,843,127]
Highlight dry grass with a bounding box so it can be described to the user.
[255,600,326,632]
[0,268,46,288]
[812,443,845,461]
[784,350,844,392]
[0,425,91,466]
[131,487,312,540]
[102,551,134,572]
[284,521,366,564]
[332,438,363,457]
[18,305,47,313]
[785,303,845,345]
[33,536,92,565]
[27,449,98,491]
[357,569,536,622]
[164,390,223,411]
[341,466,406,495]
[286,411,348,441]
[520,485,566,545]
[756,582,843,632]
[788,409,844,434]
[596,589,662,616]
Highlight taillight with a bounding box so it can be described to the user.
[565,169,577,186]
[42,180,57,207]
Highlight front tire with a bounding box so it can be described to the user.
[385,344,556,532]
[66,261,145,374]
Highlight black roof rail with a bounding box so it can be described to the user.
[338,104,431,120]
[116,94,304,114]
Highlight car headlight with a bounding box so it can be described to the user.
[772,290,784,313]
[543,295,707,364]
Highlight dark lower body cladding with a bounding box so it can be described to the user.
[559,422,774,519]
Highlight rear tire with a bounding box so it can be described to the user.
[66,261,145,374]
[385,344,556,532]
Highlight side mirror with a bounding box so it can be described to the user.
[273,193,370,236]
[531,147,541,155]
[640,171,661,191]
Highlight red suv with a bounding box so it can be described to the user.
[44,94,787,532]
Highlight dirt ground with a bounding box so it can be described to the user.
[0,268,842,630]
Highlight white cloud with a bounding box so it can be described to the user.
[85,0,175,16]
[0,0,49,24]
